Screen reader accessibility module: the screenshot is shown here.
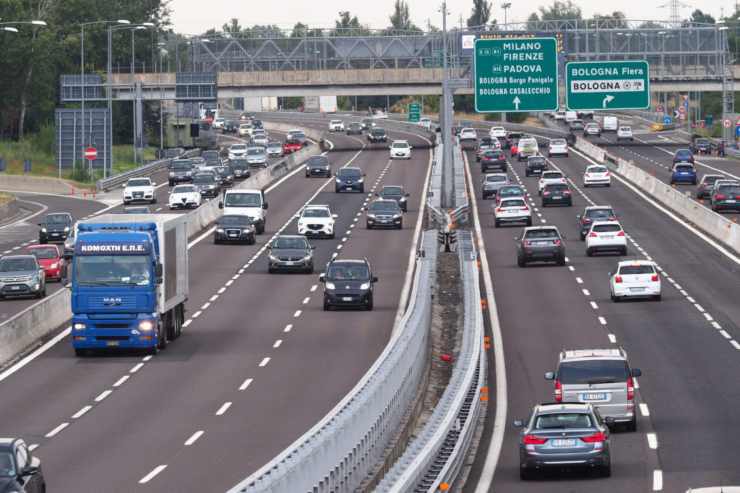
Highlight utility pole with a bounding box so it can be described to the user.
[440,1,454,209]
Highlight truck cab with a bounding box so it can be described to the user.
[219,189,268,234]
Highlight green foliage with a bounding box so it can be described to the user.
[467,0,492,29]
[527,0,582,25]
[687,9,715,25]
[333,11,370,36]
[388,0,421,33]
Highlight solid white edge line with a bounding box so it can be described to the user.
[0,326,71,384]
[139,464,167,484]
[465,145,509,493]
[653,469,663,491]
[184,430,204,446]
[639,403,651,417]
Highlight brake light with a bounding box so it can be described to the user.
[651,274,659,282]
[715,194,726,200]
[617,231,625,237]
[553,239,561,246]
[563,190,571,195]
[589,232,598,237]
[524,240,533,247]
[554,379,562,402]
[605,171,610,176]
[523,434,548,445]
[615,275,623,283]
[580,432,607,443]
[627,376,635,400]
[543,191,550,196]
[522,205,529,211]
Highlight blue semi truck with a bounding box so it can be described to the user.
[69,214,189,356]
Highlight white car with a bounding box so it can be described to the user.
[586,221,627,256]
[419,117,432,130]
[609,260,661,302]
[221,189,268,234]
[617,126,633,141]
[238,123,253,137]
[584,122,602,137]
[548,138,569,157]
[390,140,412,159]
[168,184,201,210]
[251,131,268,147]
[459,128,478,141]
[494,197,532,228]
[328,119,345,132]
[123,177,156,205]
[554,111,566,121]
[538,171,567,195]
[583,164,611,187]
[212,118,225,130]
[228,144,248,160]
[489,126,507,138]
[297,205,337,239]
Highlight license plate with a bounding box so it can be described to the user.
[10,286,20,290]
[630,287,645,293]
[582,393,607,401]
[345,187,353,190]
[106,341,119,347]
[602,235,614,239]
[285,261,294,266]
[342,297,353,301]
[727,200,736,203]
[534,241,549,246]
[551,439,577,448]
[552,195,561,200]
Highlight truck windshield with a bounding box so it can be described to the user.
[75,255,151,286]
[225,193,261,207]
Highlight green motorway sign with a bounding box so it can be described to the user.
[408,102,421,122]
[474,37,558,113]
[566,60,650,111]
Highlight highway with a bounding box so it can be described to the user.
[464,125,740,491]
[0,118,432,492]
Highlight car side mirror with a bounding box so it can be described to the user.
[409,146,413,150]
[218,202,224,209]
[631,368,642,377]
[319,273,326,283]
[405,193,410,197]
[372,276,378,283]
[263,203,268,210]
[311,246,316,250]
[544,371,555,380]
[332,214,338,219]
[151,183,156,187]
[513,419,525,428]
[604,417,616,426]
[20,465,39,477]
[561,234,567,240]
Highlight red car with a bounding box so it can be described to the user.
[510,140,519,157]
[26,244,64,281]
[282,139,302,154]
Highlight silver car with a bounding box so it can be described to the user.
[545,348,642,431]
[246,147,267,167]
[481,173,510,200]
[0,255,47,299]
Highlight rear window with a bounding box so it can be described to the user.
[717,185,740,195]
[587,166,607,173]
[545,184,569,191]
[535,413,592,430]
[524,229,559,239]
[499,186,523,196]
[592,224,622,233]
[528,157,545,165]
[543,172,563,179]
[675,165,694,172]
[703,176,721,184]
[501,199,526,207]
[619,265,656,275]
[30,247,59,260]
[550,139,566,146]
[586,208,615,219]
[558,360,630,384]
[485,175,507,183]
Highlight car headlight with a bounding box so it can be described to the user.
[303,255,312,261]
[64,226,70,232]
[216,228,224,233]
[393,214,402,219]
[74,322,86,331]
[360,282,371,290]
[336,178,342,183]
[367,213,376,219]
[357,177,364,183]
[41,227,47,233]
[138,320,155,332]
[269,254,279,262]
[50,262,58,269]
[399,197,407,202]
[169,172,175,177]
[325,282,336,290]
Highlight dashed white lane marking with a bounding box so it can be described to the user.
[192,310,202,318]
[608,334,617,343]
[647,433,659,449]
[633,376,640,389]
[283,324,293,333]
[575,277,583,284]
[215,401,232,416]
[231,275,239,280]
[45,422,69,438]
[130,363,144,374]
[184,430,204,446]
[731,340,740,350]
[598,316,607,325]
[310,285,318,292]
[142,355,153,362]
[217,287,226,294]
[72,405,92,419]
[293,310,302,318]
[259,357,270,367]
[139,465,167,484]
[721,330,734,339]
[273,339,282,348]
[653,470,663,491]
[225,279,234,287]
[639,403,651,417]
[239,378,253,391]
[694,303,705,313]
[182,319,192,328]
[568,266,575,272]
[582,289,590,296]
[113,375,129,387]
[336,244,343,250]
[589,301,598,310]
[201,302,210,310]
[712,321,722,330]
[94,389,112,402]
[302,297,310,305]
[703,313,714,321]
[209,295,218,302]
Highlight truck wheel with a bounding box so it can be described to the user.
[257,221,265,234]
[157,323,168,351]
[165,311,178,341]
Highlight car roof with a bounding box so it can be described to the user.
[542,170,562,175]
[371,198,398,205]
[392,139,409,144]
[523,225,560,232]
[274,234,307,240]
[329,259,369,266]
[591,220,622,227]
[339,166,361,172]
[536,402,593,413]
[560,348,626,361]
[617,259,657,267]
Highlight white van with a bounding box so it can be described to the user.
[219,189,268,234]
[603,116,619,132]
[565,111,578,123]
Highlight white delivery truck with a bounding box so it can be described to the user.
[219,189,268,234]
[603,116,619,132]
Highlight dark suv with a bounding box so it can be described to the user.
[305,155,331,178]
[346,122,363,135]
[576,206,617,240]
[201,149,222,167]
[168,159,194,186]
[367,127,388,143]
[541,183,573,207]
[267,235,314,273]
[377,185,410,212]
[0,438,46,492]
[320,258,378,311]
[366,199,403,229]
[192,171,221,198]
[480,150,507,172]
[38,212,73,243]
[711,181,740,212]
[525,156,548,177]
[516,226,566,267]
[335,167,365,193]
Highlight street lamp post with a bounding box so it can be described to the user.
[502,2,512,30]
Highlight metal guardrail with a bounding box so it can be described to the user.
[377,230,485,492]
[95,149,201,192]
[228,232,437,493]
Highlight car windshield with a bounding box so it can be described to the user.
[302,208,330,218]
[230,159,248,167]
[382,186,403,196]
[268,142,281,148]
[524,229,559,240]
[372,129,386,135]
[173,185,196,194]
[331,120,342,124]
[551,139,566,146]
[370,201,399,212]
[45,214,70,224]
[485,175,507,183]
[586,208,615,219]
[273,237,309,250]
[224,193,261,207]
[75,255,151,286]
[30,247,59,259]
[619,265,656,275]
[696,139,710,144]
[127,179,150,187]
[675,165,694,172]
[592,224,622,233]
[535,413,593,430]
[308,156,329,166]
[0,451,15,477]
[327,263,370,280]
[193,174,216,184]
[558,360,630,384]
[339,169,361,178]
[587,166,607,173]
[231,145,246,151]
[718,185,740,195]
[247,148,264,156]
[501,199,526,208]
[202,151,219,160]
[124,207,149,214]
[676,150,692,157]
[392,142,409,149]
[350,123,362,128]
[543,172,563,179]
[0,257,37,272]
[172,161,191,171]
[219,215,251,226]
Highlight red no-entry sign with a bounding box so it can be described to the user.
[84,147,97,161]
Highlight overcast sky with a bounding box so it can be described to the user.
[169,0,733,34]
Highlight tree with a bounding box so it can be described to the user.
[290,22,323,38]
[588,11,628,29]
[527,0,582,23]
[333,11,370,36]
[687,9,716,25]
[388,0,421,33]
[222,18,243,36]
[467,0,492,29]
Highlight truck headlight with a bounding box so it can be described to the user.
[303,255,312,261]
[367,214,376,219]
[138,320,155,332]
[74,322,86,330]
[41,227,47,233]
[169,172,175,177]
[360,282,371,290]
[64,226,70,232]
[357,177,364,183]
[325,282,336,290]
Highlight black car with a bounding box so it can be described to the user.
[320,258,378,311]
[377,185,410,212]
[201,149,222,167]
[542,183,573,207]
[38,212,73,243]
[168,159,194,186]
[525,156,548,177]
[367,127,388,143]
[305,155,331,178]
[335,167,365,193]
[223,120,238,134]
[0,438,46,493]
[192,171,221,198]
[516,226,566,267]
[346,122,363,135]
[576,206,617,240]
[214,165,235,187]
[515,403,612,480]
[505,131,523,149]
[366,199,403,229]
[267,235,314,273]
[214,214,256,244]
[229,158,251,180]
[252,119,263,129]
[480,150,507,172]
[692,138,712,155]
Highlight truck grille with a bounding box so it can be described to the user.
[87,295,138,309]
